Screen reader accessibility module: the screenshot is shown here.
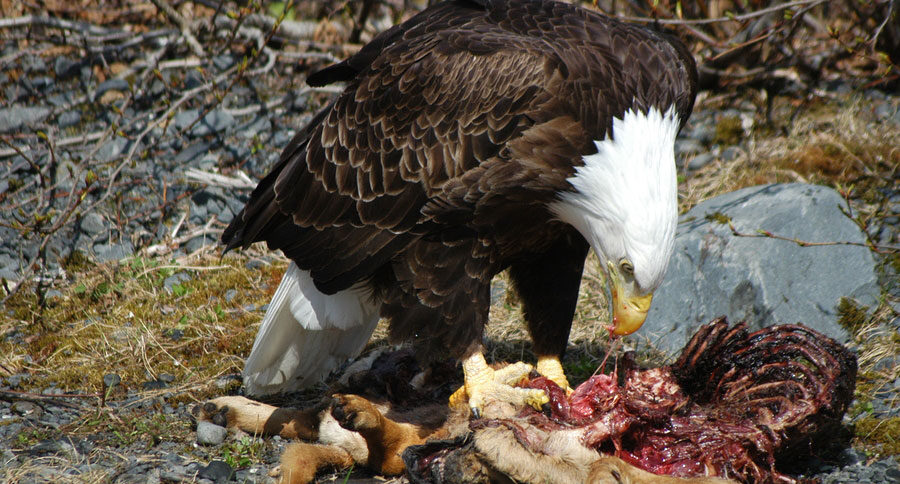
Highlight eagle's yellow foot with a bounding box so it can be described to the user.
[536,355,573,394]
[449,351,549,417]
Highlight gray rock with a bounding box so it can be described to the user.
[94,78,130,100]
[196,421,227,445]
[176,109,235,137]
[23,55,47,72]
[175,141,212,165]
[213,55,236,71]
[675,138,703,158]
[238,117,271,139]
[643,183,880,354]
[686,152,714,170]
[199,460,234,482]
[273,129,296,147]
[92,242,134,262]
[721,146,744,162]
[54,57,80,79]
[163,272,191,293]
[80,212,107,237]
[184,70,204,90]
[0,106,51,133]
[174,109,202,131]
[96,137,129,162]
[57,110,82,129]
[103,373,121,388]
[12,401,42,418]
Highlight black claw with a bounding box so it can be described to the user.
[471,406,481,419]
[212,406,229,427]
[541,402,552,417]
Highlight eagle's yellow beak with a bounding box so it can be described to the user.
[607,262,653,336]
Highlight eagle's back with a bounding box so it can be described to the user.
[223,0,696,295]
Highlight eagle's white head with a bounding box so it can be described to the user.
[550,106,680,336]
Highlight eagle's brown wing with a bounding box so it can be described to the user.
[222,0,696,295]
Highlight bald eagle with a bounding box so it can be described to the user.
[223,0,697,411]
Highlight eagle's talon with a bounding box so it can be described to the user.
[451,350,551,415]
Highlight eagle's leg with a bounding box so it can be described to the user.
[449,346,549,416]
[510,231,590,394]
[536,355,571,392]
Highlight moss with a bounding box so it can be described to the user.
[854,416,900,456]
[837,297,871,336]
[62,249,95,274]
[704,211,732,225]
[714,115,743,146]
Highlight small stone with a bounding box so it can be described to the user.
[93,242,133,262]
[23,55,47,72]
[196,421,228,446]
[158,373,175,383]
[184,70,204,90]
[54,57,80,79]
[874,103,893,120]
[163,272,191,293]
[675,138,704,157]
[185,234,214,253]
[885,467,900,481]
[212,55,236,71]
[175,141,211,164]
[103,373,121,388]
[95,136,129,162]
[238,117,271,139]
[193,110,236,137]
[94,78,130,101]
[0,106,51,133]
[57,110,81,129]
[199,460,234,482]
[273,130,295,147]
[80,212,106,237]
[174,109,201,131]
[687,152,714,170]
[224,289,237,302]
[721,146,743,162]
[142,379,169,390]
[12,400,41,418]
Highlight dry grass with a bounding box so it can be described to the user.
[0,248,281,401]
[680,94,900,213]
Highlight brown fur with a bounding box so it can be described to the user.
[194,394,735,484]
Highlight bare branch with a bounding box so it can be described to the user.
[619,0,828,25]
[149,0,206,57]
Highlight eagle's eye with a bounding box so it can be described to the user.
[620,259,634,276]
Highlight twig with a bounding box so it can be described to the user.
[0,389,98,410]
[185,168,256,189]
[0,15,119,36]
[149,0,206,57]
[141,217,220,257]
[619,0,828,25]
[0,131,107,159]
[727,221,899,253]
[871,0,896,51]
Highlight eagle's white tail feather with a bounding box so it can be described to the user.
[242,263,380,396]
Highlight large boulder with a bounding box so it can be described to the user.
[642,183,880,354]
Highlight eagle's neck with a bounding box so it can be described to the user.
[549,106,680,292]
